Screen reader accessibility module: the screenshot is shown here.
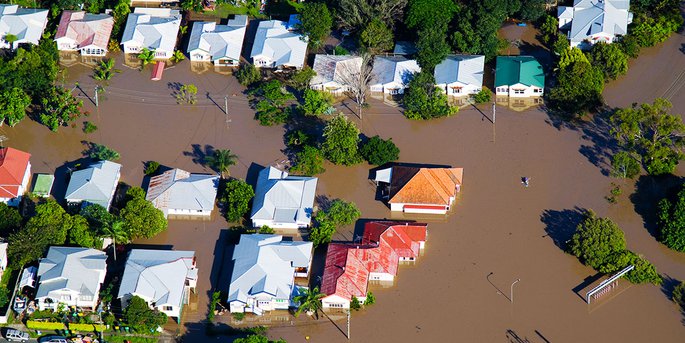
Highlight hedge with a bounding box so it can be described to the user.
[103,335,158,343]
[69,323,106,332]
[26,321,66,330]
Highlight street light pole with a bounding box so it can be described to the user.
[511,279,521,303]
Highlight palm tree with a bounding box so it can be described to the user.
[138,48,156,68]
[94,58,118,81]
[204,149,237,178]
[293,286,325,318]
[3,33,18,49]
[179,25,188,35]
[102,220,129,261]
[170,50,185,63]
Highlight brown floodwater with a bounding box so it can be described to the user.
[2,30,685,342]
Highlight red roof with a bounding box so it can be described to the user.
[0,147,31,198]
[320,244,370,301]
[363,221,427,259]
[55,11,114,50]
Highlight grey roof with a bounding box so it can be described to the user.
[36,247,107,299]
[250,20,308,68]
[228,234,312,303]
[145,168,218,217]
[117,249,197,309]
[121,8,181,52]
[250,166,317,226]
[561,0,632,45]
[434,55,485,87]
[64,160,121,209]
[187,16,247,62]
[310,54,362,86]
[0,5,48,47]
[393,41,417,55]
[371,55,421,87]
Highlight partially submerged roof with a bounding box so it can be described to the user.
[36,247,107,299]
[250,20,308,68]
[310,54,362,87]
[55,11,114,49]
[0,147,30,199]
[250,166,317,226]
[228,234,312,303]
[434,55,485,87]
[0,5,48,46]
[563,0,632,44]
[320,243,371,301]
[187,16,247,62]
[371,55,421,87]
[386,166,463,206]
[121,8,181,52]
[65,160,121,208]
[362,221,427,258]
[146,168,218,217]
[494,56,544,88]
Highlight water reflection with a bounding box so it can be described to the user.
[495,95,543,112]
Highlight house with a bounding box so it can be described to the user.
[117,249,198,320]
[187,15,247,66]
[310,54,362,95]
[121,8,181,59]
[35,247,107,311]
[145,168,218,218]
[369,56,421,94]
[494,56,544,98]
[0,147,31,206]
[64,160,121,210]
[250,20,308,69]
[228,234,313,315]
[434,55,485,97]
[373,165,464,214]
[320,221,428,309]
[558,0,633,49]
[250,166,317,230]
[0,242,7,281]
[0,5,48,50]
[54,11,114,56]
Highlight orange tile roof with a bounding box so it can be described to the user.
[0,147,31,198]
[389,167,463,206]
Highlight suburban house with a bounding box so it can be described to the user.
[320,221,428,309]
[145,168,218,218]
[228,234,313,315]
[35,247,107,311]
[558,0,633,49]
[310,54,362,95]
[118,249,198,320]
[0,5,48,50]
[187,15,247,66]
[121,8,181,59]
[64,160,121,210]
[494,56,545,97]
[250,166,317,230]
[0,242,7,281]
[434,55,485,97]
[0,147,31,206]
[54,11,114,56]
[373,165,464,214]
[250,20,308,69]
[369,56,421,94]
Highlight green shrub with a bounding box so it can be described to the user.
[472,87,492,104]
[144,161,160,176]
[360,136,400,166]
[26,321,66,330]
[363,291,375,306]
[350,296,361,311]
[235,63,261,86]
[334,45,350,55]
[69,323,106,332]
[232,312,246,321]
[673,282,685,310]
[83,121,98,134]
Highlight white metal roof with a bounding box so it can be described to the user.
[121,8,181,53]
[64,160,121,208]
[187,16,247,62]
[145,168,218,217]
[561,0,632,45]
[310,54,362,87]
[250,20,308,68]
[250,166,317,226]
[434,55,485,87]
[371,55,421,88]
[36,247,107,299]
[0,5,48,48]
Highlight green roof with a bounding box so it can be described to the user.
[494,56,544,88]
[32,174,54,197]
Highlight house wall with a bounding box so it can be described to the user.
[168,208,212,216]
[438,82,481,96]
[80,45,107,56]
[252,219,307,230]
[37,290,98,311]
[390,202,449,214]
[495,83,543,97]
[56,38,78,51]
[214,58,239,67]
[253,56,275,68]
[4,161,31,207]
[189,50,210,62]
[321,294,351,309]
[368,272,394,282]
[156,302,181,318]
[311,82,348,95]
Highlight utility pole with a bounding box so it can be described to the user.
[224,95,228,115]
[492,101,496,143]
[94,86,99,107]
[346,309,350,340]
[511,279,520,303]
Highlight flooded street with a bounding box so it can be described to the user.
[2,30,685,342]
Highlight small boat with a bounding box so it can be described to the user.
[13,296,27,314]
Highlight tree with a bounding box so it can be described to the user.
[336,0,408,30]
[67,214,102,249]
[0,87,30,127]
[93,58,119,82]
[297,3,332,49]
[403,71,457,120]
[102,220,129,260]
[286,130,314,148]
[557,47,590,70]
[610,98,685,175]
[248,80,294,126]
[144,161,160,175]
[569,211,626,270]
[610,151,641,179]
[657,186,685,252]
[515,0,545,22]
[539,15,559,46]
[598,250,661,285]
[120,187,168,240]
[290,145,326,176]
[80,203,114,233]
[234,335,286,343]
[85,143,121,161]
[289,67,317,91]
[452,0,514,60]
[220,179,254,223]
[360,136,400,165]
[3,33,18,48]
[321,114,362,165]
[405,0,456,30]
[548,60,604,116]
[0,203,22,237]
[363,291,375,305]
[309,219,337,246]
[415,24,451,72]
[204,149,238,178]
[631,13,683,47]
[589,43,629,80]
[40,86,83,132]
[137,48,156,68]
[181,0,203,12]
[299,89,333,116]
[123,296,168,333]
[618,35,641,58]
[472,87,492,104]
[338,54,374,119]
[359,19,394,53]
[317,199,361,226]
[293,286,325,317]
[673,281,685,310]
[235,63,261,86]
[350,296,361,310]
[170,50,185,63]
[176,84,198,105]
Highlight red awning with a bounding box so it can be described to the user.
[151,61,165,81]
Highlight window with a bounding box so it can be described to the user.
[163,306,173,311]
[513,89,525,95]
[329,303,343,308]
[533,88,542,93]
[61,295,71,301]
[275,299,286,303]
[496,87,507,93]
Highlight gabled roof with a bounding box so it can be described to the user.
[0,147,30,199]
[0,5,48,46]
[250,20,308,68]
[371,55,421,87]
[187,16,247,61]
[494,56,544,88]
[64,160,121,208]
[250,166,317,226]
[562,0,632,44]
[145,168,218,217]
[36,247,107,299]
[362,221,427,258]
[320,243,371,301]
[117,249,197,309]
[55,11,113,50]
[387,166,463,206]
[228,234,312,303]
[121,8,181,52]
[434,55,485,87]
[310,54,362,87]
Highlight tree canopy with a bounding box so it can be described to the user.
[569,211,626,270]
[548,53,604,116]
[359,19,394,53]
[657,185,685,252]
[322,115,362,165]
[403,71,457,120]
[298,2,332,49]
[0,87,30,127]
[120,187,168,239]
[336,0,407,30]
[589,43,629,80]
[290,145,326,176]
[299,89,333,116]
[360,136,400,165]
[0,203,22,237]
[221,179,254,223]
[310,199,360,246]
[123,296,168,333]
